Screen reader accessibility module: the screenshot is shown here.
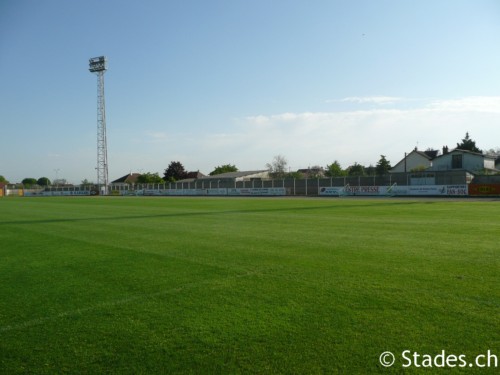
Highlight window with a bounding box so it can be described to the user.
[452,154,463,169]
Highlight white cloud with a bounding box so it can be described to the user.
[196,96,500,171]
[108,96,500,176]
[427,96,500,113]
[338,96,404,105]
[145,131,170,142]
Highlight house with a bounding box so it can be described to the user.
[111,173,141,184]
[174,170,270,186]
[428,149,497,173]
[390,148,437,173]
[297,167,325,178]
[185,171,206,179]
[175,171,207,184]
[197,170,269,182]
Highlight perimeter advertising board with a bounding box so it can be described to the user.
[319,187,343,196]
[468,184,500,196]
[320,185,468,196]
[142,188,286,196]
[393,185,467,196]
[319,186,389,196]
[23,190,93,196]
[143,188,228,196]
[345,186,387,195]
[227,188,286,196]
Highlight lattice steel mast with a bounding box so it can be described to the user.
[89,56,109,195]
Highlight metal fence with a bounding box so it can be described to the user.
[2,171,477,197]
[109,171,472,196]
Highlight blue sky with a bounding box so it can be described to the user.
[1,0,500,183]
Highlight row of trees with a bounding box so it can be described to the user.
[0,176,75,187]
[266,155,392,178]
[132,162,243,184]
[133,155,393,184]
[137,162,240,183]
[0,176,52,187]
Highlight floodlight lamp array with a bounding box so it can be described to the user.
[89,56,107,72]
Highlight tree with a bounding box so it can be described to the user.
[163,161,188,182]
[365,164,376,176]
[22,178,37,187]
[137,172,164,184]
[81,179,93,185]
[209,164,238,176]
[37,177,51,186]
[286,171,303,179]
[485,147,500,156]
[375,155,391,175]
[36,177,50,186]
[325,161,346,177]
[266,155,288,179]
[53,179,67,185]
[0,175,8,183]
[347,163,365,176]
[456,132,481,153]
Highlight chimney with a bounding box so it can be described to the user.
[442,145,449,154]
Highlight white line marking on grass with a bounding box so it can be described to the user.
[0,270,258,333]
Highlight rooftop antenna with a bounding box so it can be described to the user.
[89,56,109,195]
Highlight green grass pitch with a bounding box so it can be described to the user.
[0,197,498,373]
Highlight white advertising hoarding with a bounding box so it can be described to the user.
[23,190,93,196]
[394,185,467,196]
[320,185,468,196]
[143,188,228,196]
[319,186,389,196]
[319,187,343,196]
[227,188,286,196]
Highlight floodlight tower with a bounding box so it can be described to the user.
[89,56,109,195]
